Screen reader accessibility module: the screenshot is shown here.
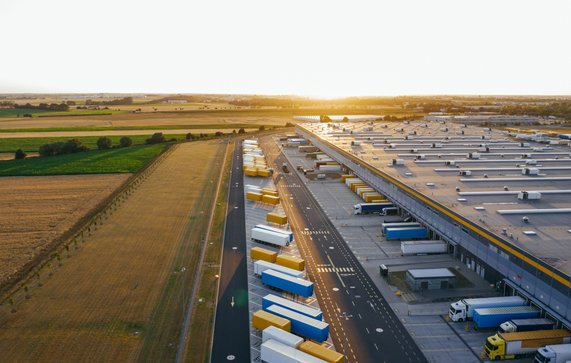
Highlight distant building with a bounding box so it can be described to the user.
[294,115,383,123]
[162,99,188,104]
[424,114,543,125]
[405,268,455,291]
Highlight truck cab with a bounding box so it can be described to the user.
[484,334,508,360]
[449,301,467,322]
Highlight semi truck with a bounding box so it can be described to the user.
[484,329,571,360]
[266,304,329,342]
[261,269,314,297]
[385,227,429,240]
[262,326,303,349]
[261,339,327,363]
[255,224,293,242]
[500,318,555,333]
[254,260,305,279]
[353,202,394,215]
[535,344,571,363]
[251,227,290,247]
[381,222,421,234]
[449,296,526,322]
[262,294,323,320]
[401,240,447,256]
[282,162,289,173]
[473,306,540,329]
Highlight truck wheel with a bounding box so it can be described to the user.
[459,318,464,322]
[494,357,500,361]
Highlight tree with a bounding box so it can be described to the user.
[285,122,294,127]
[146,132,166,144]
[215,131,224,137]
[39,142,63,156]
[185,133,194,140]
[119,136,133,147]
[15,149,27,159]
[238,128,246,134]
[259,125,266,131]
[96,137,112,150]
[61,139,88,154]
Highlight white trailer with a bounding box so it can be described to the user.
[535,344,571,363]
[319,165,341,172]
[254,260,305,278]
[401,240,447,255]
[251,228,290,247]
[261,339,327,363]
[262,326,303,348]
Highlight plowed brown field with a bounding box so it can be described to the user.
[0,140,227,362]
[0,174,130,287]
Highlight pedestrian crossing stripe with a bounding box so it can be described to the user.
[301,230,330,235]
[317,267,355,273]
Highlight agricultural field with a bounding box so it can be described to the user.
[0,140,227,362]
[0,144,167,176]
[0,174,130,288]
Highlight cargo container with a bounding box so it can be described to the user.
[535,344,571,363]
[266,304,329,342]
[262,195,280,205]
[262,326,304,348]
[246,192,263,201]
[385,227,429,240]
[340,175,354,182]
[449,296,526,322]
[381,222,421,234]
[255,224,293,242]
[350,182,367,192]
[261,339,327,363]
[254,260,305,278]
[473,306,540,329]
[401,240,446,255]
[276,254,305,271]
[344,178,361,186]
[266,212,288,225]
[261,269,313,297]
[257,169,271,177]
[299,341,344,363]
[364,193,383,203]
[253,310,291,332]
[356,187,374,198]
[262,188,279,196]
[245,168,258,177]
[354,202,394,215]
[250,246,278,263]
[262,294,322,320]
[484,329,571,360]
[500,318,555,333]
[319,165,342,172]
[251,227,290,247]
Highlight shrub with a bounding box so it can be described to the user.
[146,132,166,144]
[215,131,224,137]
[119,136,133,147]
[238,128,246,134]
[285,122,294,127]
[185,133,194,140]
[39,142,64,156]
[61,139,89,154]
[96,137,112,150]
[258,125,265,131]
[15,149,27,159]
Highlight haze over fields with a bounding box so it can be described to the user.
[0,0,570,96]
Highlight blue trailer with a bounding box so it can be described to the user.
[262,294,323,320]
[261,269,314,297]
[255,224,294,242]
[473,306,539,329]
[266,304,329,342]
[354,202,393,215]
[385,227,429,240]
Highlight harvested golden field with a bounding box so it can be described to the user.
[0,174,130,287]
[0,128,258,139]
[0,140,226,362]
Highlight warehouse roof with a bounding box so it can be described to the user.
[407,268,455,279]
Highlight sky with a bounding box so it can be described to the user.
[0,0,569,97]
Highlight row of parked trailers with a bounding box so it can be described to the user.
[243,139,272,177]
[246,184,281,205]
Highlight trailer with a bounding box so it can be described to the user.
[381,222,421,234]
[380,207,398,216]
[266,212,288,225]
[473,306,540,329]
[535,343,571,363]
[261,269,314,297]
[260,339,327,363]
[485,329,571,360]
[401,240,447,255]
[319,165,341,172]
[449,296,526,322]
[276,254,305,271]
[262,294,323,320]
[262,326,303,348]
[250,246,278,263]
[299,341,344,363]
[385,227,429,240]
[253,310,291,332]
[354,202,394,215]
[265,304,329,342]
[251,228,290,247]
[255,224,294,242]
[254,260,305,278]
[499,318,555,333]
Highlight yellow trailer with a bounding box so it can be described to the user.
[250,246,277,263]
[299,341,344,363]
[365,194,383,203]
[262,195,280,205]
[350,183,367,192]
[262,188,279,197]
[357,188,375,198]
[266,212,288,225]
[246,192,263,201]
[245,168,258,177]
[276,254,305,271]
[257,169,271,177]
[252,310,291,332]
[341,174,354,182]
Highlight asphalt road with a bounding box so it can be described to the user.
[263,137,428,363]
[211,142,251,363]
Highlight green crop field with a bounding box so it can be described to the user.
[0,134,182,152]
[0,123,270,133]
[0,108,49,117]
[0,143,167,176]
[36,109,128,117]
